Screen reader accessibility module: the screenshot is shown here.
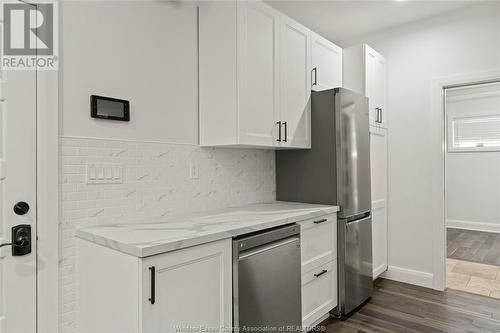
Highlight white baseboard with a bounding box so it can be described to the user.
[381,265,434,289]
[446,219,500,234]
[373,264,388,279]
[308,313,330,330]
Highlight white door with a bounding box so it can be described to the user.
[279,17,311,148]
[141,239,232,333]
[370,126,388,278]
[237,1,280,146]
[0,61,37,331]
[311,32,342,91]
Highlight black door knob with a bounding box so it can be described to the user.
[13,202,30,215]
[0,225,31,256]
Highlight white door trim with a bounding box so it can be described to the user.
[36,68,59,332]
[430,69,500,291]
[32,1,60,329]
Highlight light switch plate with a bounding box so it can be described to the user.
[86,163,123,184]
[189,162,199,179]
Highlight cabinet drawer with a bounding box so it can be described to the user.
[299,213,337,272]
[301,260,338,328]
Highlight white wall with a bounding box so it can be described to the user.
[61,1,199,143]
[447,152,500,230]
[446,84,500,232]
[59,2,276,332]
[355,2,500,286]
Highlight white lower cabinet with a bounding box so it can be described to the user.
[301,260,338,328]
[141,241,232,332]
[77,238,232,333]
[298,213,338,328]
[370,126,388,278]
[77,212,339,332]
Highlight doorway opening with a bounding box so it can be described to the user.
[444,81,500,298]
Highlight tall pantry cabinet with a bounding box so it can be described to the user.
[343,44,389,278]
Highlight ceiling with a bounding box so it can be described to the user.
[266,0,484,46]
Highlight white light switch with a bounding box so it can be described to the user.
[113,167,121,180]
[89,167,96,180]
[189,162,199,180]
[86,163,123,184]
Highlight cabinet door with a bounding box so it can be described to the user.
[365,47,379,127]
[237,1,280,146]
[311,32,342,91]
[365,46,387,128]
[299,213,337,273]
[370,126,388,278]
[375,55,387,128]
[301,260,337,328]
[141,239,232,333]
[279,16,311,148]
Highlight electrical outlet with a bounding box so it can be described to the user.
[189,162,199,180]
[86,163,123,184]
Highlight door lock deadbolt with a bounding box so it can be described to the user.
[13,201,30,215]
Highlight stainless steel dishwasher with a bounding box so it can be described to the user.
[233,224,301,332]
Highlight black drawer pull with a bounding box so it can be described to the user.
[313,218,328,224]
[149,266,155,304]
[314,269,328,278]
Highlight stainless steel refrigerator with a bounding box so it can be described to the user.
[276,87,373,316]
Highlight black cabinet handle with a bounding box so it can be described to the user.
[313,218,328,224]
[277,121,282,142]
[282,122,287,142]
[312,67,317,86]
[149,266,155,304]
[314,269,328,278]
[379,107,383,124]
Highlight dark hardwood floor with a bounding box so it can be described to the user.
[321,278,500,333]
[447,228,500,266]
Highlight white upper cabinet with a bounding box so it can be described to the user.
[279,16,311,148]
[343,44,387,128]
[237,1,281,147]
[311,32,343,91]
[199,1,280,148]
[199,1,342,149]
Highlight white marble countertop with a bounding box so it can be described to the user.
[76,201,339,258]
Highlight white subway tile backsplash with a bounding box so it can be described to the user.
[59,137,276,332]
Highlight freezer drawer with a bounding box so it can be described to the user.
[337,215,373,315]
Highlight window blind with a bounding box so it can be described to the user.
[452,115,500,150]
